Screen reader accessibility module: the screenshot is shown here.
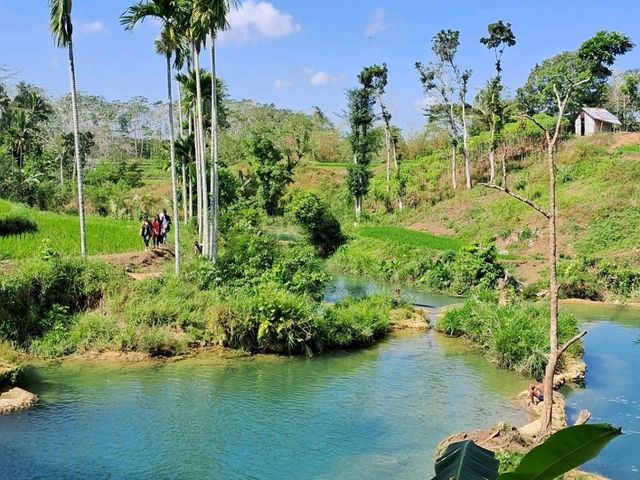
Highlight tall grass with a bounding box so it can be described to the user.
[0,199,144,259]
[437,292,581,378]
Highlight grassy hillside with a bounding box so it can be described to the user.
[294,133,640,297]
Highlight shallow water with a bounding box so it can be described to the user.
[0,282,529,479]
[563,303,640,478]
[2,279,639,479]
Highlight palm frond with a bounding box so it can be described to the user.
[49,0,72,47]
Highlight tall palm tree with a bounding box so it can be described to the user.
[121,0,184,274]
[194,0,238,260]
[49,0,87,256]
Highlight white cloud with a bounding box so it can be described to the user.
[303,68,345,87]
[220,1,301,45]
[78,21,108,35]
[274,79,292,90]
[364,8,388,38]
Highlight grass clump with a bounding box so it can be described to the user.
[0,214,38,237]
[437,292,581,378]
[0,255,119,346]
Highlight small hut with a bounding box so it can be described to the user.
[575,107,621,136]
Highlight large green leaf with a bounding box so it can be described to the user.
[499,424,622,480]
[432,440,499,480]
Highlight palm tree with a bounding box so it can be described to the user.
[121,0,184,274]
[194,0,238,260]
[49,0,87,256]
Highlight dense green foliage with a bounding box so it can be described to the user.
[437,293,581,377]
[422,244,508,295]
[0,255,117,346]
[287,190,344,257]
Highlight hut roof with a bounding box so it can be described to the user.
[581,107,621,125]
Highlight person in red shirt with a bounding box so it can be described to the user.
[151,215,162,248]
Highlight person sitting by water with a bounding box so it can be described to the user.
[529,380,544,405]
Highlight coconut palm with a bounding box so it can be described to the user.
[49,0,87,256]
[121,0,184,274]
[193,0,239,259]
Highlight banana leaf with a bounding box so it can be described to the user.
[432,440,499,480]
[499,424,622,480]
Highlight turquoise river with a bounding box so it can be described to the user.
[0,277,638,478]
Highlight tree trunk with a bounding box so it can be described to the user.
[166,54,181,274]
[489,123,496,183]
[181,159,188,224]
[68,37,87,257]
[60,154,64,185]
[461,102,471,189]
[193,48,209,252]
[355,195,362,223]
[539,137,559,436]
[451,145,457,189]
[384,122,391,194]
[209,31,220,262]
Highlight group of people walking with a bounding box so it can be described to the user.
[139,209,172,250]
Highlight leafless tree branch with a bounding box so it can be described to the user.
[478,182,550,219]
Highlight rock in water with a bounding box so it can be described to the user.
[0,387,38,414]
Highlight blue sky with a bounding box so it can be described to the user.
[1,0,640,132]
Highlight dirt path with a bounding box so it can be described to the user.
[98,246,174,278]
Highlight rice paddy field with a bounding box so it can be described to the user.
[0,200,142,259]
[358,225,465,252]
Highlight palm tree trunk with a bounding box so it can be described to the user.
[166,54,181,274]
[68,37,87,257]
[209,30,220,261]
[462,102,471,189]
[451,145,457,189]
[193,48,209,252]
[181,159,188,223]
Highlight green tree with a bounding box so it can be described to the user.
[49,0,87,256]
[488,31,632,436]
[248,134,294,216]
[345,79,377,222]
[517,31,633,119]
[121,0,186,274]
[480,20,516,183]
[416,30,472,189]
[193,0,239,260]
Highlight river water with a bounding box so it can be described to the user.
[0,278,638,479]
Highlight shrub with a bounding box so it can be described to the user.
[0,214,38,236]
[0,256,117,345]
[317,294,391,349]
[217,286,317,354]
[287,190,345,257]
[262,245,329,301]
[421,244,507,295]
[438,294,581,378]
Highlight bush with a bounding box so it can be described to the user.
[438,293,581,378]
[421,244,507,295]
[262,245,329,301]
[0,256,117,345]
[287,190,345,257]
[216,285,317,354]
[317,294,391,349]
[0,214,38,236]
